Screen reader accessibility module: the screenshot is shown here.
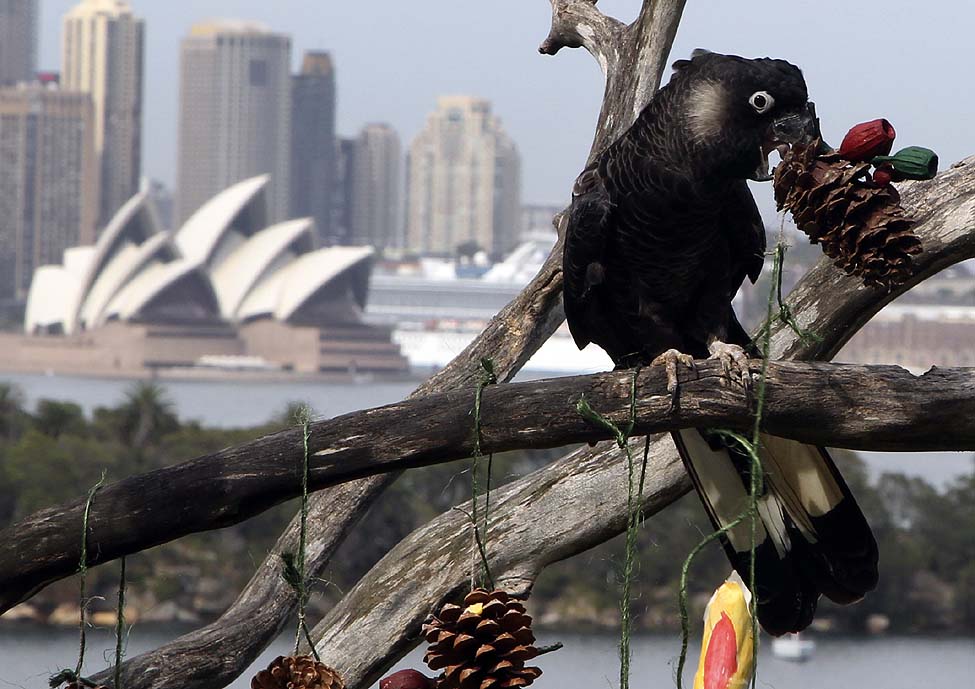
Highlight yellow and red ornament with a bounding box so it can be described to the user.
[692,574,755,689]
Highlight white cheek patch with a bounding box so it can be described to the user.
[685,81,728,143]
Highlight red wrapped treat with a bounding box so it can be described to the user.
[838,119,896,162]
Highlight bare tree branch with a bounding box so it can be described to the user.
[81,4,694,687]
[306,158,975,689]
[629,0,688,122]
[538,0,625,74]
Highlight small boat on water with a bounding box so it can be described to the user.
[772,633,816,662]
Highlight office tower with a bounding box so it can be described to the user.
[331,138,357,246]
[62,0,144,230]
[0,84,97,299]
[290,51,335,244]
[0,0,38,86]
[406,96,521,257]
[351,123,401,249]
[177,20,291,225]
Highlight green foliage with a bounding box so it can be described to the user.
[0,377,971,634]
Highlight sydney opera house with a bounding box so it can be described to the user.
[6,176,408,376]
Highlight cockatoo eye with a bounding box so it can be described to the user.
[748,91,774,114]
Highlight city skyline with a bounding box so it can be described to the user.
[350,123,401,249]
[62,0,144,228]
[0,83,97,300]
[176,20,292,224]
[290,51,337,244]
[34,1,975,211]
[407,96,521,257]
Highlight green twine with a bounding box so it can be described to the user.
[114,556,126,689]
[576,366,646,689]
[469,358,497,590]
[279,406,321,661]
[76,471,106,680]
[674,243,791,689]
[757,244,822,347]
[51,473,107,689]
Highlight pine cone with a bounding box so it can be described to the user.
[64,684,108,689]
[251,655,345,689]
[773,139,922,289]
[423,589,543,689]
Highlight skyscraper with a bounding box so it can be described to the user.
[406,96,521,257]
[0,0,38,86]
[331,137,357,246]
[0,84,97,300]
[290,51,336,244]
[62,0,144,230]
[351,123,401,249]
[177,21,291,225]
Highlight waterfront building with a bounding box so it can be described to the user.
[19,176,407,375]
[0,0,38,85]
[0,83,97,300]
[290,51,336,244]
[351,123,401,249]
[62,0,144,229]
[406,96,521,257]
[177,20,291,225]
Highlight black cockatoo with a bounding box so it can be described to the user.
[563,51,878,635]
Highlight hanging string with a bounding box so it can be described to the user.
[469,358,497,590]
[114,556,127,689]
[49,472,107,689]
[756,219,821,347]
[674,242,792,689]
[576,366,645,689]
[278,406,321,661]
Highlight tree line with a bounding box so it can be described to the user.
[0,381,971,634]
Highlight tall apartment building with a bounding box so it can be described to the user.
[0,84,97,300]
[290,51,336,244]
[331,137,357,246]
[406,96,521,257]
[351,123,401,249]
[0,0,38,86]
[177,21,291,225]
[62,0,144,230]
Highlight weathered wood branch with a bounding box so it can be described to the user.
[8,361,973,616]
[540,0,685,158]
[83,4,691,687]
[307,159,975,688]
[538,0,625,73]
[75,2,973,685]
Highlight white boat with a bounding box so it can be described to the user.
[771,633,816,662]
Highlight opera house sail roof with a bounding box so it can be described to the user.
[25,175,376,337]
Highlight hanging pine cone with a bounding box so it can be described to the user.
[773,138,922,289]
[251,655,345,689]
[422,589,543,689]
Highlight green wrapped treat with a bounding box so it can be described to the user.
[872,146,939,181]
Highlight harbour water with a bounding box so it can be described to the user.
[1,625,972,688]
[1,371,971,487]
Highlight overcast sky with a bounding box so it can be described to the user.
[39,1,975,210]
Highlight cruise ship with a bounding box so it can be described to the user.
[365,232,613,376]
